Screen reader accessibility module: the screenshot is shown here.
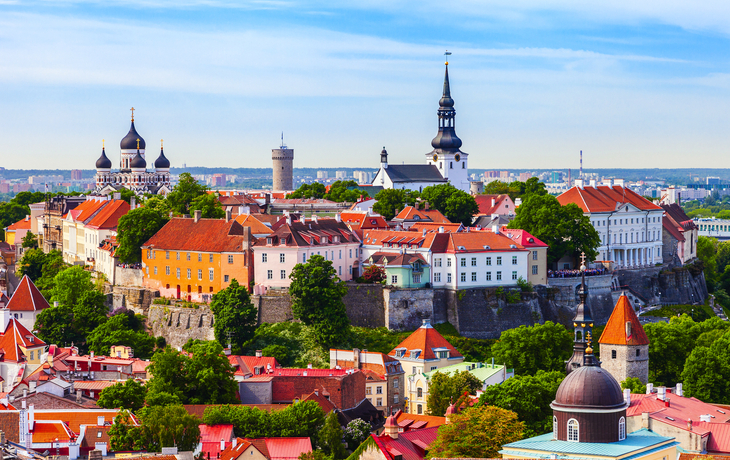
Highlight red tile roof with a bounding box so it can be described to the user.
[474,194,512,215]
[300,391,337,413]
[72,380,118,391]
[228,355,278,376]
[557,185,662,213]
[257,218,357,248]
[598,293,649,345]
[339,212,389,231]
[234,214,274,236]
[6,275,51,312]
[199,424,234,458]
[272,368,353,377]
[65,199,109,223]
[142,217,250,253]
[388,322,462,361]
[410,222,463,233]
[662,212,686,243]
[6,216,31,231]
[371,426,439,460]
[221,437,312,460]
[499,228,548,248]
[85,199,130,230]
[33,409,121,434]
[0,318,46,362]
[361,230,448,251]
[394,411,446,429]
[444,231,527,253]
[394,207,451,224]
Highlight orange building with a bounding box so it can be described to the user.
[141,211,254,302]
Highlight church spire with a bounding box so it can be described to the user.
[430,53,462,152]
[565,252,594,374]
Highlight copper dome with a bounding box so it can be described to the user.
[553,364,626,411]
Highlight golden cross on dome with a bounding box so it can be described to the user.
[102,139,105,149]
[161,139,164,149]
[136,138,140,149]
[130,107,135,121]
[580,252,586,265]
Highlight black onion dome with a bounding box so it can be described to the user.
[154,148,170,169]
[130,150,146,169]
[553,364,625,410]
[96,147,112,169]
[120,121,146,150]
[431,130,463,150]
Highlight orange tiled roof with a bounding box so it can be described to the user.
[394,410,446,428]
[234,214,274,236]
[0,318,46,362]
[389,322,462,361]
[6,275,51,312]
[598,293,649,345]
[33,409,121,433]
[474,194,512,216]
[85,199,129,229]
[142,217,249,253]
[30,420,73,443]
[557,185,662,213]
[410,222,462,233]
[6,217,31,231]
[64,199,108,223]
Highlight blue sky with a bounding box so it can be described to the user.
[1,1,729,171]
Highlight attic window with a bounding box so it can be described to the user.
[267,238,273,245]
[483,245,490,250]
[394,349,405,358]
[320,237,328,244]
[279,238,286,245]
[333,236,340,243]
[665,416,675,421]
[528,238,534,243]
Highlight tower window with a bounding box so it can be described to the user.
[612,350,617,359]
[553,416,558,440]
[462,162,465,169]
[636,349,640,357]
[567,419,579,442]
[450,162,453,169]
[619,417,626,441]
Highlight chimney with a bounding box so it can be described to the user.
[424,202,429,210]
[286,215,292,225]
[28,404,35,430]
[76,390,82,403]
[225,208,232,222]
[336,213,341,223]
[422,229,427,237]
[194,210,202,223]
[97,416,105,426]
[113,192,121,200]
[700,414,712,423]
[232,438,238,448]
[301,216,306,224]
[130,196,136,209]
[312,215,318,223]
[220,440,226,452]
[438,226,444,233]
[491,197,496,207]
[688,419,693,431]
[657,386,666,401]
[23,389,27,398]
[353,348,360,369]
[623,389,631,406]
[307,363,313,369]
[255,350,262,358]
[641,412,649,429]
[91,351,94,358]
[0,308,10,332]
[242,226,251,252]
[21,400,26,410]
[646,383,653,394]
[314,389,319,396]
[676,383,683,397]
[492,224,500,234]
[665,398,670,407]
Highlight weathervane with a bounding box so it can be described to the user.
[444,50,452,65]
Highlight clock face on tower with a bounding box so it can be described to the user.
[433,154,439,162]
[455,154,461,162]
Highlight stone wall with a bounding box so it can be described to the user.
[103,285,158,315]
[253,292,294,324]
[599,343,649,384]
[148,305,215,348]
[383,288,433,330]
[115,267,144,287]
[547,274,617,324]
[615,265,707,306]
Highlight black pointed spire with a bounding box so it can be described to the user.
[439,65,454,108]
[565,252,595,374]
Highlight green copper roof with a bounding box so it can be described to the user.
[423,361,507,381]
[500,430,677,459]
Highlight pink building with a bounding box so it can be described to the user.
[253,216,361,291]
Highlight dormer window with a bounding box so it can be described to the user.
[280,238,286,245]
[320,237,328,244]
[394,349,405,358]
[267,237,273,245]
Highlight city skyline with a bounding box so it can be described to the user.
[0,1,729,170]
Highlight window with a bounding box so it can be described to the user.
[417,404,423,414]
[471,257,477,266]
[417,388,423,398]
[447,258,452,267]
[471,272,477,282]
[187,252,191,261]
[376,398,382,407]
[228,255,234,264]
[430,366,437,370]
[619,417,626,441]
[281,270,286,279]
[486,272,492,281]
[349,249,352,258]
[413,274,421,283]
[176,252,180,260]
[339,250,342,259]
[391,275,398,284]
[262,253,268,263]
[267,270,273,280]
[209,268,214,281]
[187,268,191,279]
[366,387,372,395]
[447,273,452,283]
[497,271,502,280]
[612,350,617,359]
[166,251,170,259]
[339,266,342,276]
[394,378,399,388]
[533,250,538,260]
[434,273,441,282]
[512,255,518,265]
[438,351,448,358]
[97,430,102,439]
[224,275,229,283]
[154,266,158,275]
[553,416,558,439]
[435,258,442,267]
[394,394,399,403]
[567,419,579,442]
[198,269,203,280]
[486,257,492,266]
[209,254,214,263]
[497,256,502,265]
[175,268,180,278]
[198,253,202,262]
[280,238,286,245]
[280,253,285,263]
[532,265,538,275]
[303,253,307,263]
[636,349,640,357]
[376,386,383,394]
[30,351,34,360]
[460,258,466,267]
[512,271,517,280]
[460,273,466,282]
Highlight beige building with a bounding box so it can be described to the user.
[330,348,405,415]
[501,228,549,285]
[61,197,129,266]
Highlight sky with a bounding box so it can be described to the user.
[0,1,729,171]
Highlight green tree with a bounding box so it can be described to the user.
[262,344,289,364]
[34,304,76,346]
[426,405,524,459]
[49,265,96,308]
[343,419,371,450]
[483,180,511,196]
[318,411,347,460]
[133,405,201,452]
[87,313,156,359]
[697,236,719,291]
[491,321,572,375]
[478,370,564,437]
[146,347,189,404]
[426,370,482,417]
[210,279,258,353]
[108,410,139,451]
[97,379,147,411]
[325,180,370,203]
[621,377,645,395]
[287,182,327,199]
[373,189,420,220]
[21,231,38,249]
[508,194,600,265]
[167,172,210,215]
[144,195,172,216]
[116,206,170,263]
[17,249,66,292]
[681,329,730,403]
[189,192,225,218]
[289,255,350,348]
[420,184,479,226]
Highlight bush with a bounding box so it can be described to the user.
[516,277,533,292]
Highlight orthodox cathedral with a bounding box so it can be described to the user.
[373,58,470,193]
[94,110,172,196]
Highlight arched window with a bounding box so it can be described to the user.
[553,416,558,439]
[567,419,579,442]
[619,416,626,441]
